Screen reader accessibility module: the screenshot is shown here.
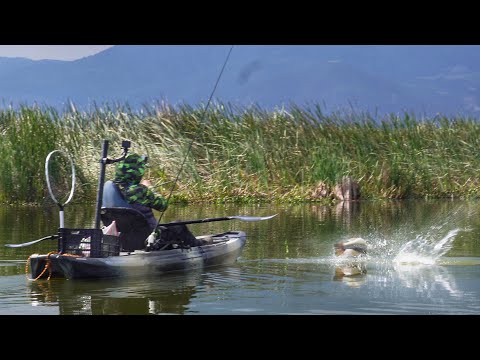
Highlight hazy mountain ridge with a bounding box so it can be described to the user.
[0,45,479,117]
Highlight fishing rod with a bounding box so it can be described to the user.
[155,45,234,226]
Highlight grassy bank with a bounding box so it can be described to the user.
[1,102,480,205]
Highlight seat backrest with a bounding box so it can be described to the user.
[101,181,151,252]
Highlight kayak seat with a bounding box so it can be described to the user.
[101,181,151,252]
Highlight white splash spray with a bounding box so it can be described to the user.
[393,228,467,265]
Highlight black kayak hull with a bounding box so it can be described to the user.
[29,231,246,280]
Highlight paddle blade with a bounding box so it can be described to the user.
[4,235,58,248]
[157,214,278,227]
[230,214,277,222]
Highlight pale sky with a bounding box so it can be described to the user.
[0,45,114,61]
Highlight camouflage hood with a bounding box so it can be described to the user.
[114,153,147,185]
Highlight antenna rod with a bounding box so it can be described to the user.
[94,140,110,229]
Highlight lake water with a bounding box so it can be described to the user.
[1,199,480,315]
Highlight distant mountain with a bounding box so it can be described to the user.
[1,45,479,117]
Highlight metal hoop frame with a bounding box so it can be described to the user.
[45,150,76,207]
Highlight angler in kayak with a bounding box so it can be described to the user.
[113,152,168,231]
[5,139,276,280]
[103,152,204,251]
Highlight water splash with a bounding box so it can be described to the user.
[393,228,467,265]
[391,262,465,298]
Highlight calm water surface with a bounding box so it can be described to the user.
[1,200,480,315]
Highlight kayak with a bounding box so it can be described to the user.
[6,140,274,281]
[28,230,246,280]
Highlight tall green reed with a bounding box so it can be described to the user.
[2,101,480,205]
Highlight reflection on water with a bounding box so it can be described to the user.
[29,271,201,315]
[261,255,480,314]
[2,200,480,314]
[28,266,244,315]
[8,253,480,315]
[334,263,367,288]
[262,205,480,313]
[393,262,463,298]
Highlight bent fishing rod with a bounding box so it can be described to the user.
[154,45,235,228]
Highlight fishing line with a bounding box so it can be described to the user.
[156,45,234,226]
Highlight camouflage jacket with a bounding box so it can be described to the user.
[113,153,168,212]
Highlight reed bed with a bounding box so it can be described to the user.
[1,102,480,205]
